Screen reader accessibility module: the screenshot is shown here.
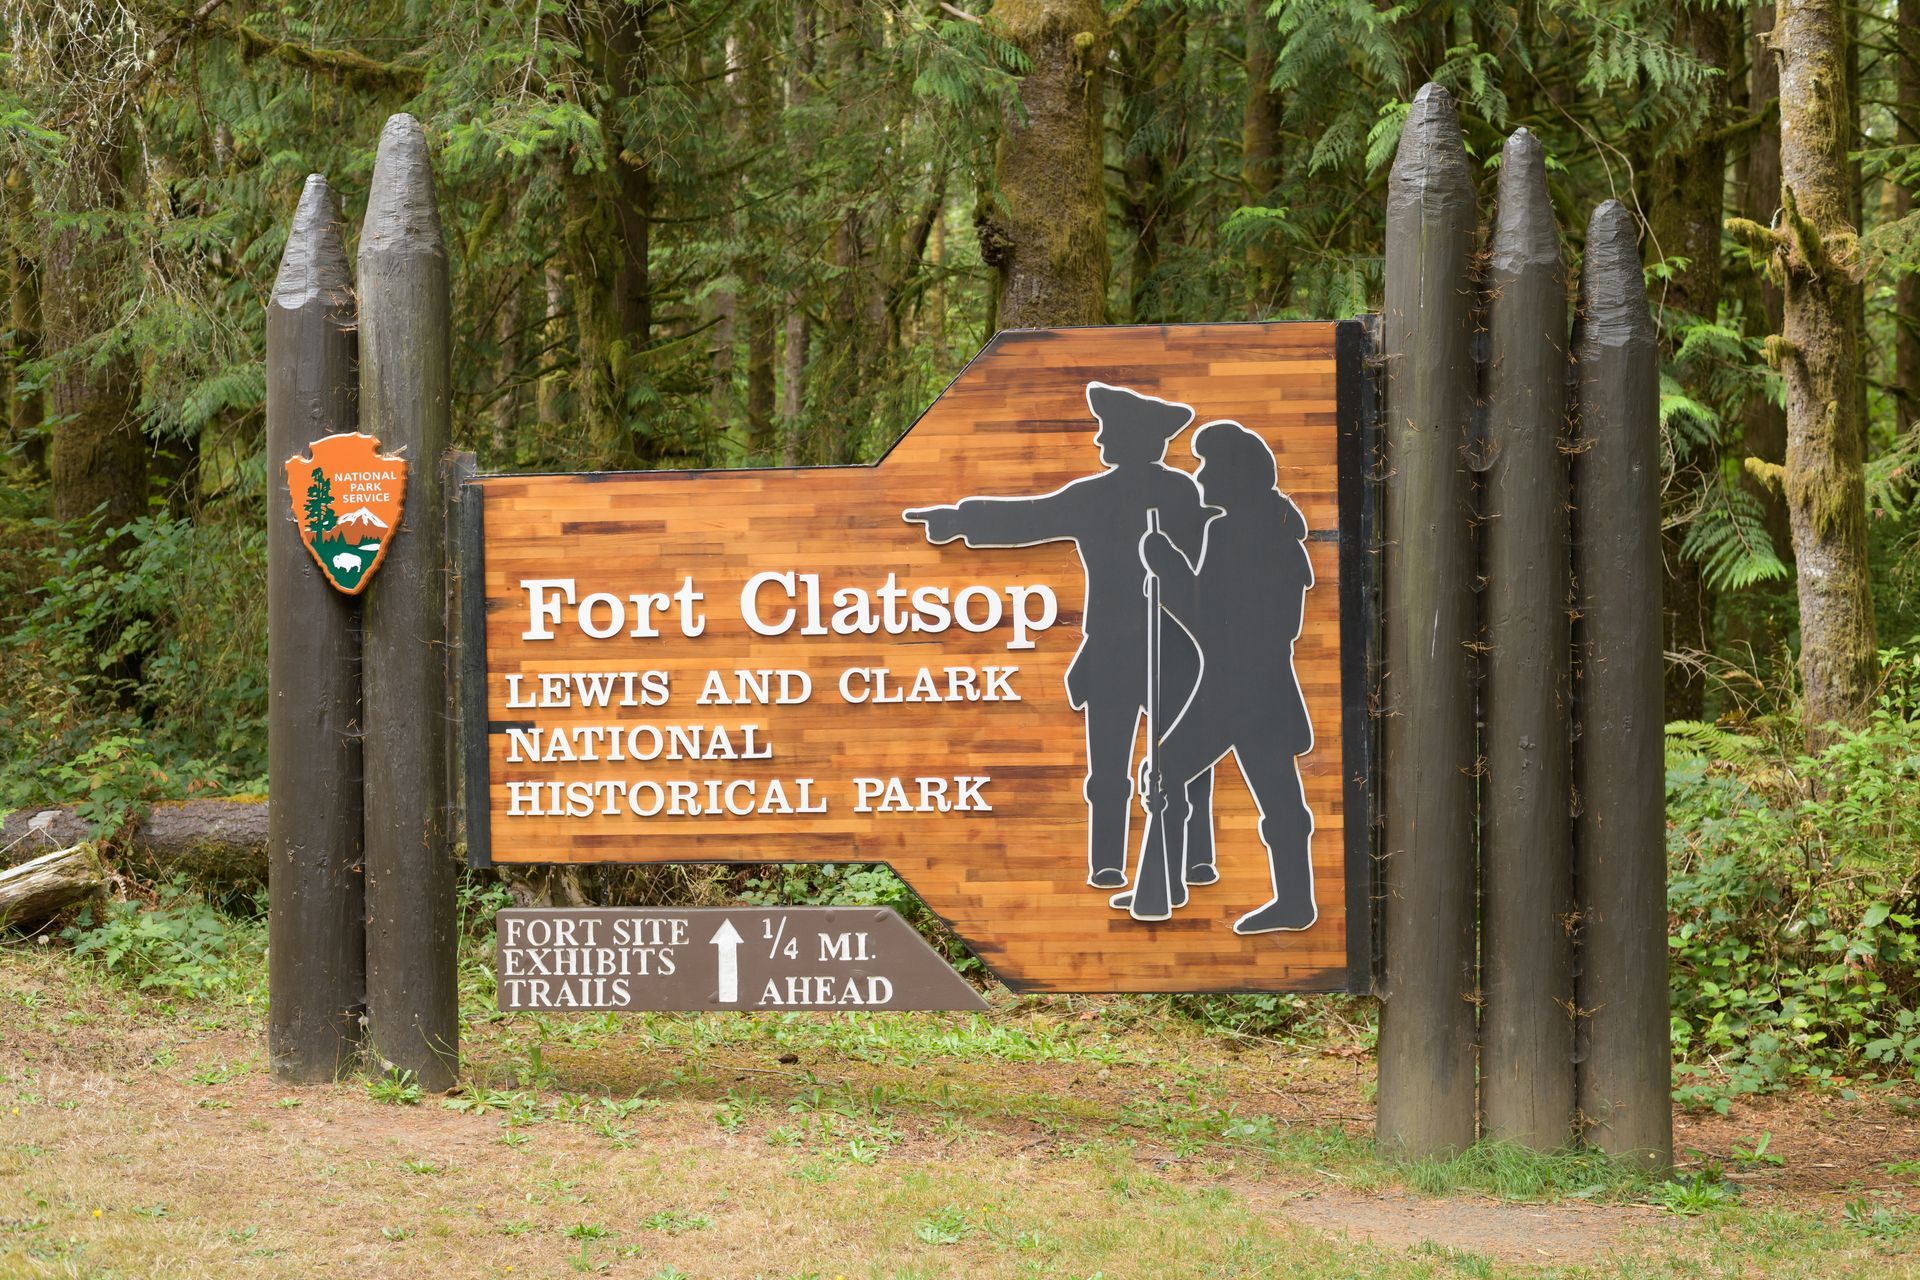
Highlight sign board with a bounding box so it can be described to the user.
[496,907,986,1012]
[462,322,1374,994]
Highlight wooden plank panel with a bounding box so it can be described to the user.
[475,323,1357,992]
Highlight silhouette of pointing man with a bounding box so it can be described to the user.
[904,381,1216,890]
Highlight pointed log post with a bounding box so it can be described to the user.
[1480,130,1576,1150]
[359,115,458,1091]
[267,175,366,1083]
[1376,83,1480,1160]
[1571,201,1671,1171]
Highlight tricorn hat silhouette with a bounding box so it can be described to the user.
[1086,381,1194,443]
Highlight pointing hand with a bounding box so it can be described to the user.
[904,505,963,545]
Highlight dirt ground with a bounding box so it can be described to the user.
[5,949,1918,1278]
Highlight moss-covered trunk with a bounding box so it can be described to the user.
[1740,3,1792,562]
[982,0,1109,329]
[562,0,658,468]
[1766,0,1877,736]
[1649,3,1735,720]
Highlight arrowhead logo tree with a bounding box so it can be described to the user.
[284,432,408,594]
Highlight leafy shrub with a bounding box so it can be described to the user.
[60,883,263,999]
[1667,659,1920,1110]
[0,512,267,827]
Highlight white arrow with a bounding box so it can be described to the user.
[710,918,744,1005]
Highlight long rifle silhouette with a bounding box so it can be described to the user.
[1119,509,1184,921]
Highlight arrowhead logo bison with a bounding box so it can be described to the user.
[284,432,407,594]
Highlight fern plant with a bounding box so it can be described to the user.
[1664,718,1764,768]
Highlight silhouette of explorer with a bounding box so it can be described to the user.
[904,382,1218,892]
[1117,420,1318,934]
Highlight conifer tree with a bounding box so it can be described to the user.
[303,468,338,545]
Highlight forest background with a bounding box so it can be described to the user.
[2,0,1920,1111]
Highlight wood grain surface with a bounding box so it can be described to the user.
[474,323,1354,991]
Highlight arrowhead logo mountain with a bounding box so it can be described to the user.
[284,432,407,595]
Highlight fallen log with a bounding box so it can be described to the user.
[0,799,268,887]
[0,842,106,928]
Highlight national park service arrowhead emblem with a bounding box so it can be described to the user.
[285,432,407,594]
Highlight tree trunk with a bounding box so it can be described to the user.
[1,798,270,886]
[1119,7,1182,323]
[743,19,778,458]
[814,0,884,464]
[536,256,566,427]
[981,0,1110,329]
[43,143,146,542]
[1740,3,1792,566]
[606,2,653,355]
[0,843,105,930]
[492,280,522,456]
[1896,0,1919,434]
[1768,0,1877,737]
[925,211,950,363]
[561,0,656,468]
[1649,3,1734,720]
[745,283,777,457]
[777,0,815,465]
[1242,0,1284,314]
[5,169,44,476]
[711,31,743,442]
[149,424,201,520]
[781,302,809,465]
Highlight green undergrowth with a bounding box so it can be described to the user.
[57,879,265,1004]
[0,511,269,832]
[1665,652,1920,1112]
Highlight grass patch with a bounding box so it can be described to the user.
[1396,1141,1655,1203]
[11,939,1920,1278]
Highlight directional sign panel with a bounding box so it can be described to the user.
[494,907,986,1012]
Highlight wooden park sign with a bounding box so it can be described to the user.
[461,322,1372,994]
[276,98,1670,1166]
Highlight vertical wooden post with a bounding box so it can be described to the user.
[1376,83,1480,1160]
[1571,200,1671,1171]
[1480,130,1576,1149]
[267,175,365,1082]
[359,114,458,1091]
